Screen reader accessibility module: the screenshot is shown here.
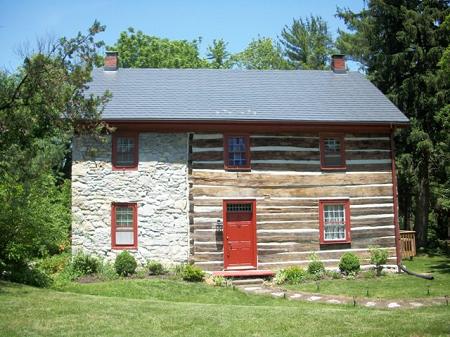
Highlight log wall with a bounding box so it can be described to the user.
[188,133,396,271]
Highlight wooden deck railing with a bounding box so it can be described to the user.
[400,230,416,259]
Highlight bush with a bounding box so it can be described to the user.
[114,251,137,276]
[97,261,119,280]
[3,263,52,287]
[72,252,100,276]
[307,254,325,275]
[339,253,360,275]
[181,264,205,282]
[274,270,287,285]
[284,266,306,284]
[369,247,389,276]
[38,253,71,275]
[212,275,225,287]
[147,261,165,275]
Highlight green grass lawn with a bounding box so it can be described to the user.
[0,280,449,337]
[284,254,450,299]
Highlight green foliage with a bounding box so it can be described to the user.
[212,275,226,287]
[362,269,377,279]
[2,263,52,287]
[181,264,205,282]
[280,15,335,69]
[330,271,343,279]
[97,261,119,281]
[114,251,137,276]
[72,252,100,276]
[110,27,208,68]
[207,39,231,69]
[339,253,360,275]
[337,1,450,247]
[284,266,306,284]
[147,260,165,275]
[0,21,109,277]
[307,253,325,275]
[232,37,292,70]
[369,246,389,276]
[38,253,71,275]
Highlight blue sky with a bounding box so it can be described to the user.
[0,0,364,70]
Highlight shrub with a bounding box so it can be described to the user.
[97,261,118,281]
[114,251,137,276]
[339,253,360,275]
[147,260,165,275]
[3,263,52,287]
[284,266,306,284]
[369,247,389,276]
[38,253,71,275]
[274,270,287,285]
[307,254,325,275]
[212,275,225,287]
[181,264,205,282]
[72,252,100,275]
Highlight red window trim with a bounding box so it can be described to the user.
[319,133,346,170]
[112,132,139,171]
[319,199,351,244]
[111,202,138,250]
[223,134,251,171]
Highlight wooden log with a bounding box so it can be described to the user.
[190,171,392,187]
[251,151,320,160]
[345,139,390,150]
[250,138,319,148]
[191,184,393,198]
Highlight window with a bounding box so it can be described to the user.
[111,203,138,249]
[224,135,251,170]
[319,199,351,244]
[320,134,346,169]
[112,133,138,170]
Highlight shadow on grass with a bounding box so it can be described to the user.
[429,260,450,274]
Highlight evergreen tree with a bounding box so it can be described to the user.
[280,15,334,69]
[337,1,450,247]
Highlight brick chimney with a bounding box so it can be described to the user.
[331,54,346,73]
[104,51,118,71]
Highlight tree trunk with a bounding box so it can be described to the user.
[414,159,430,248]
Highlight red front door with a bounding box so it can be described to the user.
[223,200,257,269]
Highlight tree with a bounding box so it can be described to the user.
[337,1,450,248]
[232,37,292,70]
[207,39,231,69]
[280,15,334,69]
[0,21,109,272]
[109,27,209,68]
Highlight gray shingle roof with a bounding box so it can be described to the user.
[87,68,409,124]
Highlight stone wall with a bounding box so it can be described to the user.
[72,133,189,265]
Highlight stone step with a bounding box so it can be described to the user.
[231,278,265,286]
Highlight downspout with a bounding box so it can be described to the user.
[390,127,402,271]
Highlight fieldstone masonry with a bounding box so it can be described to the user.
[72,133,189,265]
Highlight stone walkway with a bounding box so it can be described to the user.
[238,285,448,309]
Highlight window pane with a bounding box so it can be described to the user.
[227,136,248,167]
[116,137,135,166]
[116,207,133,228]
[116,231,134,245]
[323,204,346,240]
[323,138,343,167]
